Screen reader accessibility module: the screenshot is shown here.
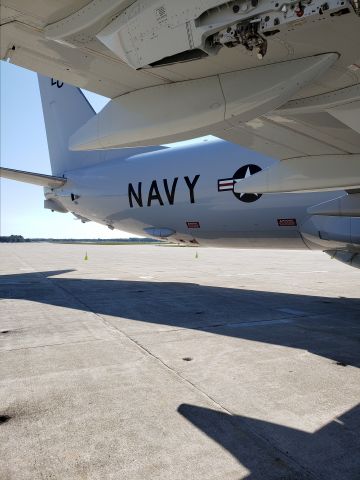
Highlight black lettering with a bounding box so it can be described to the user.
[184,175,200,204]
[51,78,63,88]
[128,182,142,208]
[147,180,164,207]
[163,177,178,205]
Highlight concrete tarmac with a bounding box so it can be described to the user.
[0,243,359,480]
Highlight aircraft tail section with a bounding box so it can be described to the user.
[37,75,102,175]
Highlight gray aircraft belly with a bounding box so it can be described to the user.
[58,139,341,248]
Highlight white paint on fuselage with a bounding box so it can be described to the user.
[55,138,342,248]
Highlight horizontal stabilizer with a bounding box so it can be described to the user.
[233,155,360,194]
[0,167,66,187]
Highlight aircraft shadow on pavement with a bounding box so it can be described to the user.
[0,269,360,367]
[177,403,360,480]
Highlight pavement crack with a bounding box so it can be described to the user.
[1,338,104,352]
[46,279,319,480]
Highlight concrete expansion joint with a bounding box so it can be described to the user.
[120,334,320,480]
[41,273,319,480]
[36,270,128,339]
[34,268,235,408]
[1,246,358,479]
[3,252,352,480]
[3,338,103,353]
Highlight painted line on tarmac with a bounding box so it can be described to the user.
[218,270,328,277]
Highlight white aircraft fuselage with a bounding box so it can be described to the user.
[1,73,359,268]
[49,137,355,251]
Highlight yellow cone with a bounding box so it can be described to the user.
[84,252,88,261]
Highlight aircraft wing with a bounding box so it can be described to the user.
[0,1,166,98]
[1,0,359,99]
[218,100,360,161]
[217,103,360,193]
[1,1,360,193]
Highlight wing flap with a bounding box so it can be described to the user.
[218,109,360,158]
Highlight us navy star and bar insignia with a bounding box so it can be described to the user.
[218,165,298,227]
[218,164,263,203]
[218,178,236,191]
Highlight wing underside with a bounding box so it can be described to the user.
[1,1,359,100]
[1,0,360,194]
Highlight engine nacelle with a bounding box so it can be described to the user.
[300,215,360,250]
[95,0,353,69]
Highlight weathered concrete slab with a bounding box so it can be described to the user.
[0,244,359,479]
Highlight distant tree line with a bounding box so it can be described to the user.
[0,235,30,243]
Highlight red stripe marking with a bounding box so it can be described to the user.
[220,181,234,187]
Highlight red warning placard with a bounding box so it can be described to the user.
[277,218,297,227]
[186,221,200,229]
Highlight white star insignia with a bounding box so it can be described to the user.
[238,167,259,198]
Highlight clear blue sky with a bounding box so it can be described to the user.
[0,62,135,238]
